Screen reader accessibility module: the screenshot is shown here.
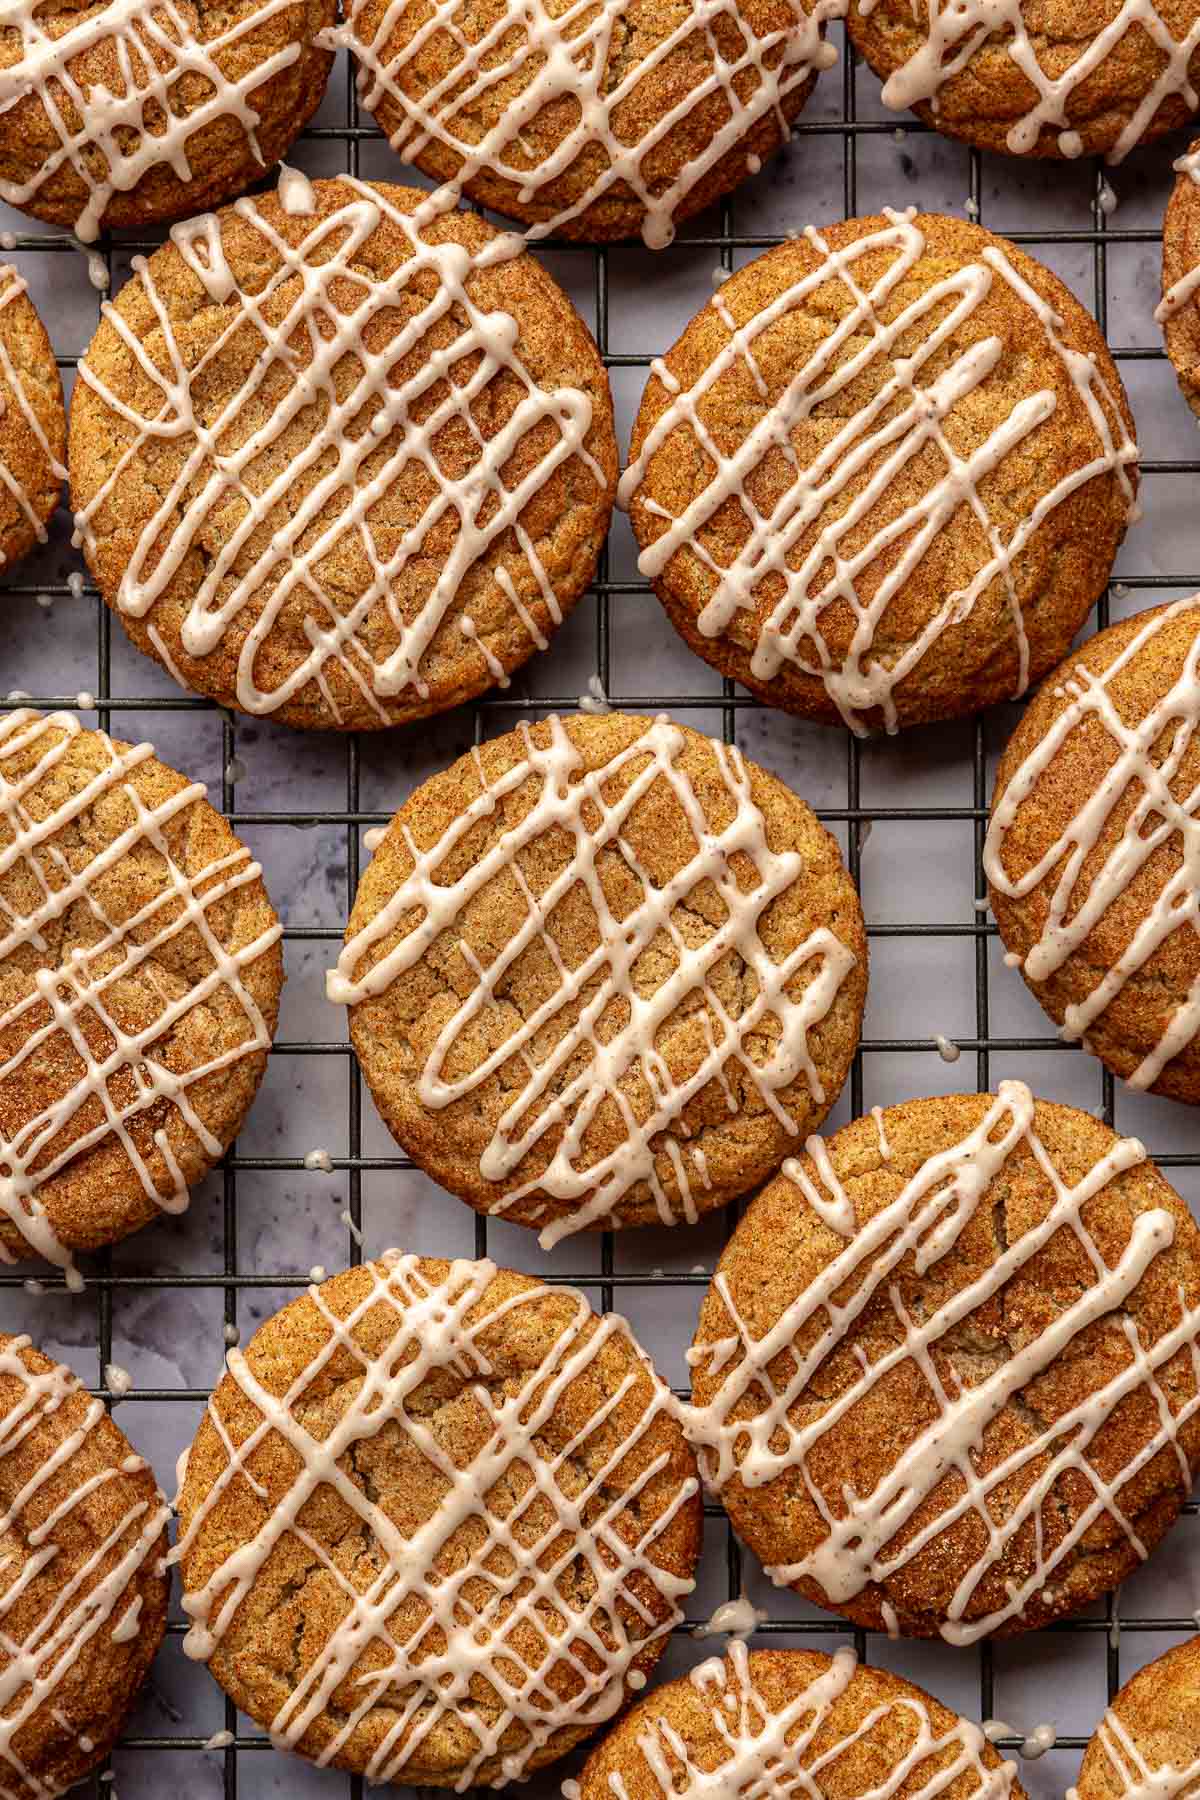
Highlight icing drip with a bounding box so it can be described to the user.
[685,1080,1200,1645]
[985,595,1200,1091]
[0,266,65,570]
[0,1337,168,1798]
[1160,146,1200,323]
[333,0,841,251]
[1069,1707,1200,1800]
[326,715,858,1248]
[0,0,308,241]
[619,207,1138,735]
[174,1255,698,1789]
[0,709,281,1279]
[72,176,606,722]
[858,0,1200,163]
[604,1644,1016,1800]
[692,1593,768,1639]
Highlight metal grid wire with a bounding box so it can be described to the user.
[1,17,1199,1797]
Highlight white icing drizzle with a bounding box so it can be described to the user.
[871,1102,892,1159]
[685,1079,1200,1645]
[327,715,859,1248]
[0,1336,168,1796]
[934,1033,961,1062]
[303,1148,333,1174]
[72,176,606,722]
[174,1255,698,1790]
[858,0,1200,163]
[692,1593,769,1640]
[1069,1706,1200,1800]
[619,207,1138,736]
[333,0,841,251]
[984,594,1200,1092]
[983,1719,1057,1761]
[0,0,309,241]
[103,1364,131,1400]
[579,674,611,715]
[603,1644,1016,1800]
[0,709,281,1279]
[1160,146,1200,323]
[0,265,64,570]
[276,162,317,216]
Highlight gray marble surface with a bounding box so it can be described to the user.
[1,24,1198,1797]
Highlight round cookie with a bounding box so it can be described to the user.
[0,0,334,241]
[70,174,617,731]
[0,268,64,576]
[1160,143,1200,412]
[337,0,839,249]
[687,1082,1200,1643]
[576,1645,1024,1800]
[620,208,1139,736]
[846,0,1200,163]
[986,597,1200,1104]
[0,1333,169,1800]
[0,708,283,1279]
[326,711,867,1248]
[174,1253,703,1788]
[1070,1637,1200,1800]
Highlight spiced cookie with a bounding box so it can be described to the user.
[1160,143,1200,412]
[1070,1637,1200,1800]
[0,1333,169,1800]
[326,711,867,1248]
[337,0,839,249]
[847,0,1200,163]
[0,269,64,577]
[576,1645,1023,1800]
[0,709,282,1280]
[621,208,1138,735]
[987,597,1200,1104]
[687,1082,1200,1643]
[174,1253,702,1788]
[0,0,334,241]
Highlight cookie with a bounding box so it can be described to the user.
[0,709,283,1280]
[0,0,334,241]
[69,174,618,731]
[1160,143,1200,412]
[574,1644,1023,1800]
[174,1253,703,1788]
[0,1333,169,1800]
[687,1081,1200,1643]
[986,597,1200,1104]
[621,208,1138,735]
[0,268,64,577]
[1070,1637,1200,1800]
[327,711,867,1248]
[337,0,839,249]
[846,0,1200,163]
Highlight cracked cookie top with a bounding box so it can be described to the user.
[686,1081,1200,1643]
[173,1254,703,1789]
[327,710,867,1247]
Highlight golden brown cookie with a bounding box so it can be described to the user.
[687,1082,1200,1643]
[327,711,867,1248]
[174,1253,703,1788]
[0,1333,169,1800]
[69,174,618,731]
[847,0,1200,163]
[1160,143,1200,413]
[0,268,63,577]
[337,0,839,248]
[576,1645,1025,1800]
[1071,1637,1200,1800]
[986,597,1200,1105]
[0,0,334,240]
[621,209,1139,735]
[0,708,283,1279]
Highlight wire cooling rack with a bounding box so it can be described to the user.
[3,19,1200,1799]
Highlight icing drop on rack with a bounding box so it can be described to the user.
[72,176,607,722]
[0,265,65,569]
[984,595,1200,1091]
[326,715,859,1248]
[173,1254,698,1790]
[601,1643,1016,1800]
[619,207,1137,735]
[685,1080,1200,1645]
[332,0,842,251]
[0,0,310,241]
[857,0,1200,164]
[0,709,281,1279]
